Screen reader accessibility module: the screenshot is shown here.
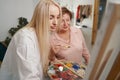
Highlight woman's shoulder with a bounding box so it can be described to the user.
[14,27,35,38]
[12,27,36,45]
[70,27,82,33]
[15,27,35,37]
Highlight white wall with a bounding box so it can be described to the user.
[0,0,34,41]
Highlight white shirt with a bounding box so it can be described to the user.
[0,27,44,80]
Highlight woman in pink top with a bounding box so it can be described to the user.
[50,7,90,65]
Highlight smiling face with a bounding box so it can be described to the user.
[60,13,71,32]
[49,4,60,32]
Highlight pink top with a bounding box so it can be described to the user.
[50,27,90,64]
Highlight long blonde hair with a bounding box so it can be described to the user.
[26,0,61,74]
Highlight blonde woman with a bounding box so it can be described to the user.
[0,0,61,80]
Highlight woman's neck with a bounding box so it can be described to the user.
[58,29,70,41]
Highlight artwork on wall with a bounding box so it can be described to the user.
[76,5,92,28]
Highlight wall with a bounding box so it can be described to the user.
[0,0,34,41]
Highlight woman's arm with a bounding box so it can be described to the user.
[15,35,43,80]
[78,29,90,65]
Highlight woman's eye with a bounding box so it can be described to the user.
[50,17,53,20]
[57,16,60,19]
[66,19,70,21]
[50,15,54,20]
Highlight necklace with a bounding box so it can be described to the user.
[63,37,71,49]
[59,42,71,49]
[64,45,71,48]
[56,31,71,49]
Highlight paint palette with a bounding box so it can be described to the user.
[47,60,86,80]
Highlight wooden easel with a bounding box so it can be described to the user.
[91,0,100,45]
[88,3,120,80]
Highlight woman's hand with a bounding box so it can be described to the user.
[53,45,61,53]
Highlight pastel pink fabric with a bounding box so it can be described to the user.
[50,27,90,64]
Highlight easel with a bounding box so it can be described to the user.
[88,3,120,80]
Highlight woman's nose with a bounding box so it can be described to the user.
[53,19,58,25]
[63,21,67,26]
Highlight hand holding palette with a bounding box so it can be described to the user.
[47,60,86,80]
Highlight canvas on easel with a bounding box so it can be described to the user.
[86,2,120,80]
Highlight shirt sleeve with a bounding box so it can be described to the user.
[78,29,90,65]
[14,35,43,80]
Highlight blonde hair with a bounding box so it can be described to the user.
[26,0,61,74]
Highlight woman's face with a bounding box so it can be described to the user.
[49,4,60,32]
[60,13,71,32]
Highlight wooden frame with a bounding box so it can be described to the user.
[91,0,100,45]
[106,52,120,80]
